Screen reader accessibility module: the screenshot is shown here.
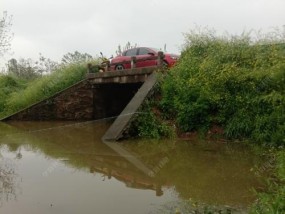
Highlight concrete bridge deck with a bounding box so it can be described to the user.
[87,66,156,83]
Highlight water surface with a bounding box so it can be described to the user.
[0,121,264,213]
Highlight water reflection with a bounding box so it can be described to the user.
[0,121,264,213]
[0,148,19,206]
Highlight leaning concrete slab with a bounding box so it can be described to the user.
[102,72,157,141]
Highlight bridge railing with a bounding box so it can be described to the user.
[87,51,165,73]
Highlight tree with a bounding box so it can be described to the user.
[0,11,13,57]
[7,58,38,79]
[61,51,94,65]
[34,53,58,75]
[6,54,58,79]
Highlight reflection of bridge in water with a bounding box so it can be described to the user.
[89,155,164,196]
[0,121,168,197]
[0,121,262,208]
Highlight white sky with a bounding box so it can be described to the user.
[1,0,285,65]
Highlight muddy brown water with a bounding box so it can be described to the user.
[0,121,265,214]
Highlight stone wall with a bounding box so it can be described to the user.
[4,80,142,121]
[5,81,94,121]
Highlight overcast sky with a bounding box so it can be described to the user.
[1,0,285,65]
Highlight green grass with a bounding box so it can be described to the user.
[0,63,88,119]
[251,151,285,213]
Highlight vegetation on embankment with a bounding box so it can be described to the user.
[251,150,285,213]
[164,35,284,145]
[0,63,88,119]
[0,75,26,115]
[134,31,285,145]
[131,30,285,213]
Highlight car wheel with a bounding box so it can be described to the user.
[115,64,124,71]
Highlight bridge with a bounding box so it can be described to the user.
[1,66,161,140]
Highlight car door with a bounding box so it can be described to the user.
[122,48,138,69]
[136,48,157,68]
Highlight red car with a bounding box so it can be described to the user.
[110,47,179,71]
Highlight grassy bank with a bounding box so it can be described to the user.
[0,63,87,119]
[251,151,285,213]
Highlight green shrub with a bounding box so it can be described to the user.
[130,99,175,139]
[0,75,27,115]
[161,30,285,145]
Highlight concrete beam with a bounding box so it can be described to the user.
[86,66,157,84]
